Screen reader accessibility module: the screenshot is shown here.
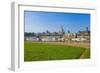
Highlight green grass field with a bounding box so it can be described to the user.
[24,41,90,62]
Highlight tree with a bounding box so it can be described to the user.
[68,30,70,33]
[24,32,36,37]
[86,27,89,31]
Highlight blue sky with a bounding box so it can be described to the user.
[24,11,90,33]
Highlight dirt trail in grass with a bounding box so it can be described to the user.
[34,41,90,49]
[80,49,90,58]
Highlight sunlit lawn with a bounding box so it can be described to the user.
[24,41,90,62]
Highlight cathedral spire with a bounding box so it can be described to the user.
[60,25,65,35]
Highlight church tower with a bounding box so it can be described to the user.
[59,25,65,35]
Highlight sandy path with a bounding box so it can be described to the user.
[39,41,90,49]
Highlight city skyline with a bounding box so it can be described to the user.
[24,11,90,33]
